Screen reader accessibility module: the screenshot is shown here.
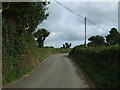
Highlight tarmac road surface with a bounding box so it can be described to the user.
[8,53,90,88]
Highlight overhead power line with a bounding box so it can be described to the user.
[54,0,109,32]
[86,19,109,32]
[54,0,84,18]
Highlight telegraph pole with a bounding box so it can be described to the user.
[84,17,87,46]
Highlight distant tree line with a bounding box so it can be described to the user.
[34,28,120,48]
[87,28,120,47]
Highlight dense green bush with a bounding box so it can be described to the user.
[69,44,120,88]
[2,2,49,86]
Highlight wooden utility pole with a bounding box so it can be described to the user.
[84,17,87,46]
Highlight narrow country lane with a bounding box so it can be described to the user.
[7,53,90,88]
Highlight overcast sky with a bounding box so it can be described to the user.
[38,1,118,48]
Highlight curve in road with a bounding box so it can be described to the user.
[8,53,91,88]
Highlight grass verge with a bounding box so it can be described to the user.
[69,44,120,88]
[2,38,71,86]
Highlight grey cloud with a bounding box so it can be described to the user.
[38,2,118,48]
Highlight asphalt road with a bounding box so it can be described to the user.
[8,53,90,88]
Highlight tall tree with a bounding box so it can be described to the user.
[87,35,105,46]
[34,28,50,47]
[106,28,120,45]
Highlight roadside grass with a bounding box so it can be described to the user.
[69,44,120,88]
[2,37,71,86]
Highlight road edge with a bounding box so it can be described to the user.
[2,57,48,88]
[68,56,96,88]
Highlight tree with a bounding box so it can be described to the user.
[87,35,105,46]
[106,28,120,45]
[63,44,65,48]
[61,42,71,48]
[2,2,49,33]
[34,28,50,47]
[65,42,71,48]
